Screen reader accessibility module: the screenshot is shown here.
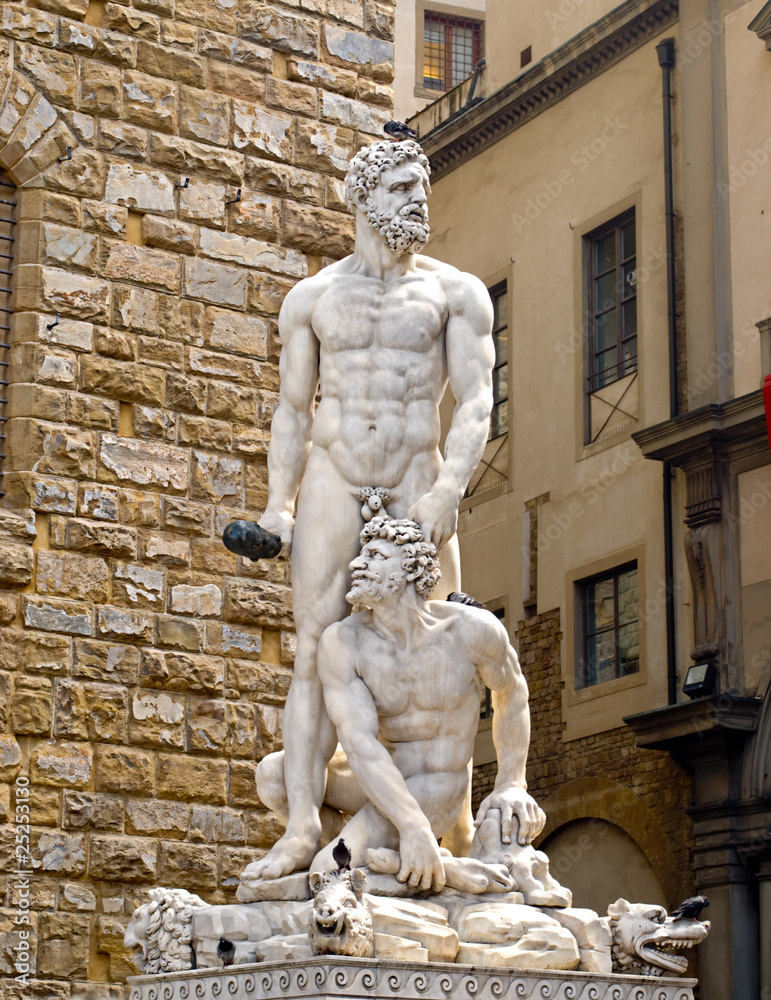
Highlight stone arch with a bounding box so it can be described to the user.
[0,69,76,185]
[534,776,682,908]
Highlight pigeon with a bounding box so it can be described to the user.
[384,120,419,142]
[447,591,486,609]
[332,837,352,872]
[217,937,236,967]
[669,895,710,920]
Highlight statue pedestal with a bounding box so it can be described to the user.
[127,956,697,1000]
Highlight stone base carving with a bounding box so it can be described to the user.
[127,955,698,1000]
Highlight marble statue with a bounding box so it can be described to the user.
[241,139,497,882]
[307,868,375,957]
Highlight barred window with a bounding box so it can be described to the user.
[586,211,637,393]
[576,563,639,689]
[0,171,15,499]
[489,282,508,440]
[423,12,483,93]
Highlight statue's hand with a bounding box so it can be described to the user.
[408,487,458,550]
[258,510,295,549]
[397,827,446,892]
[474,783,546,846]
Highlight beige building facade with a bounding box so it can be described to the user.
[413,0,771,996]
[0,0,396,994]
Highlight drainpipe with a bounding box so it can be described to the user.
[656,37,678,705]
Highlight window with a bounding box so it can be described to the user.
[489,282,508,439]
[0,171,15,499]
[479,607,505,720]
[576,562,639,689]
[423,11,483,93]
[586,211,637,393]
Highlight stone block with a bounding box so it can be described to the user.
[67,393,120,430]
[0,6,55,47]
[190,451,244,504]
[283,200,354,257]
[163,497,212,535]
[228,660,291,704]
[37,913,89,978]
[30,741,92,788]
[60,883,97,912]
[185,257,247,308]
[245,158,323,206]
[88,835,157,882]
[142,535,190,566]
[356,78,393,107]
[170,582,223,617]
[205,622,262,659]
[39,147,107,200]
[249,274,294,316]
[22,787,60,827]
[136,40,206,86]
[161,19,199,48]
[96,606,154,643]
[148,133,244,185]
[60,517,137,557]
[14,265,110,322]
[0,539,33,586]
[287,58,357,96]
[139,336,185,369]
[103,242,181,293]
[158,840,219,890]
[207,62,265,103]
[228,760,260,807]
[12,676,54,734]
[245,808,286,848]
[83,200,127,237]
[18,189,81,227]
[73,638,140,685]
[175,0,238,33]
[188,345,262,380]
[104,162,177,216]
[224,578,293,629]
[0,735,22,780]
[199,228,307,278]
[94,328,136,360]
[365,1,395,39]
[119,489,161,527]
[206,380,257,422]
[190,804,246,844]
[187,697,256,756]
[322,24,393,81]
[31,828,86,877]
[256,703,283,757]
[113,561,165,608]
[96,914,138,982]
[177,414,232,450]
[294,121,354,177]
[53,677,88,738]
[131,401,175,439]
[37,550,109,601]
[232,101,293,161]
[63,790,124,830]
[321,91,390,135]
[199,29,271,69]
[125,798,188,838]
[266,76,317,117]
[325,175,347,212]
[17,42,78,109]
[95,744,154,794]
[240,8,318,56]
[155,614,203,650]
[35,222,100,273]
[99,434,189,492]
[139,649,225,693]
[122,70,177,132]
[178,177,227,227]
[180,85,230,146]
[78,483,120,520]
[104,3,160,39]
[98,119,149,159]
[79,58,122,116]
[157,753,228,805]
[0,628,70,674]
[128,688,186,747]
[7,419,95,478]
[114,285,161,332]
[0,591,18,626]
[191,537,237,574]
[141,215,197,255]
[23,597,92,636]
[229,191,281,242]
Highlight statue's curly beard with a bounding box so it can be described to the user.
[346,569,406,607]
[366,202,430,254]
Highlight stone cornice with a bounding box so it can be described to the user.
[748,0,771,48]
[420,0,678,181]
[128,956,697,1000]
[632,390,767,467]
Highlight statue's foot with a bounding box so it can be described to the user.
[241,833,319,884]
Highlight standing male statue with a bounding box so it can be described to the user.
[243,140,497,882]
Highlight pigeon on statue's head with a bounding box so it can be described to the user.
[384,120,419,142]
[669,895,710,920]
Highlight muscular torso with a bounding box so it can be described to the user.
[309,260,449,488]
[350,611,483,778]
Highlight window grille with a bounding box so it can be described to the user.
[0,171,15,499]
[423,11,483,93]
[586,211,637,393]
[489,282,508,440]
[576,562,639,689]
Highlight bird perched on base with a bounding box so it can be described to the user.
[217,937,236,967]
[669,895,710,921]
[332,838,352,872]
[384,120,419,142]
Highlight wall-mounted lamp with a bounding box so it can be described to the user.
[682,662,717,700]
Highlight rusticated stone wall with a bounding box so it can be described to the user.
[0,0,394,994]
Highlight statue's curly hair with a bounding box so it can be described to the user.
[359,515,440,598]
[128,887,209,974]
[344,140,431,211]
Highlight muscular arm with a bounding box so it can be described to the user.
[409,271,494,548]
[317,623,445,890]
[473,613,545,845]
[259,282,320,544]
